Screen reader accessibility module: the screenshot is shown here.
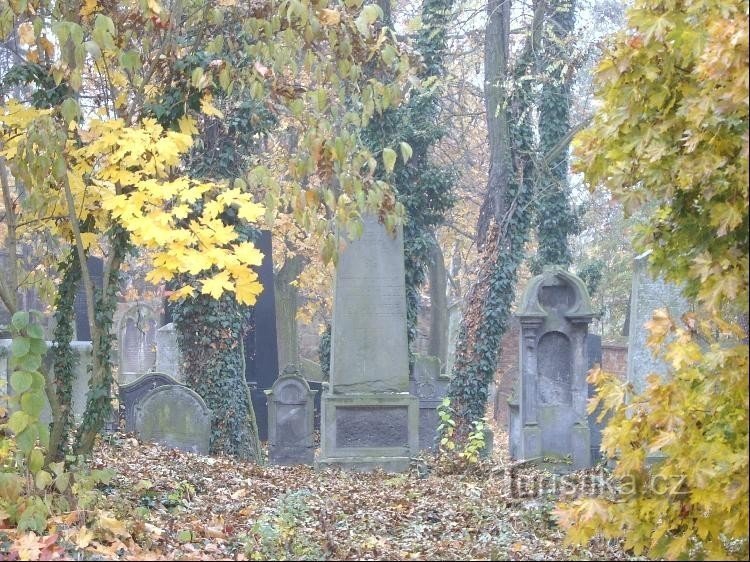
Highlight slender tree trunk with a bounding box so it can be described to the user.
[274,255,307,371]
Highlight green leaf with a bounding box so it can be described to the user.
[61,98,79,124]
[27,324,44,339]
[15,425,38,455]
[21,392,46,418]
[11,337,30,357]
[119,50,140,71]
[10,370,33,393]
[28,449,44,474]
[35,470,53,491]
[382,147,397,174]
[7,410,30,434]
[11,311,29,331]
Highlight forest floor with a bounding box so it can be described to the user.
[1,429,631,560]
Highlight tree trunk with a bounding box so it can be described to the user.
[274,255,307,371]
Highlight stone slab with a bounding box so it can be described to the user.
[134,385,211,455]
[119,372,183,433]
[329,215,409,394]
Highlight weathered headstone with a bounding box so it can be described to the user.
[512,266,595,472]
[318,215,419,472]
[118,304,157,384]
[73,256,104,341]
[154,323,183,382]
[626,251,690,393]
[119,372,183,433]
[244,230,280,441]
[134,385,211,454]
[266,367,317,465]
[410,355,450,451]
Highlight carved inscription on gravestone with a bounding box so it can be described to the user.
[335,406,409,449]
[119,305,157,382]
[537,332,572,406]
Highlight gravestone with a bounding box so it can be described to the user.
[119,372,183,433]
[74,256,104,341]
[244,230,280,441]
[134,385,211,454]
[118,304,157,384]
[154,323,183,382]
[410,355,450,451]
[512,266,595,472]
[265,366,317,465]
[318,215,419,472]
[626,250,690,393]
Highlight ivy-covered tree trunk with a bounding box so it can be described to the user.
[46,251,81,464]
[74,225,130,455]
[171,292,262,462]
[447,0,542,430]
[535,0,577,269]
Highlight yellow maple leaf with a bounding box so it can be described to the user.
[201,270,233,299]
[168,285,196,301]
[234,272,263,305]
[237,200,265,222]
[177,116,199,136]
[234,241,264,266]
[201,94,224,119]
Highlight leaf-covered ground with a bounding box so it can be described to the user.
[2,430,630,560]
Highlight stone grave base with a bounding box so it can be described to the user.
[317,392,418,473]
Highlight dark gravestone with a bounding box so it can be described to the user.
[74,256,104,341]
[244,230,279,441]
[119,372,183,433]
[134,385,211,454]
[266,370,317,465]
[586,334,606,463]
[410,355,450,451]
[307,380,323,431]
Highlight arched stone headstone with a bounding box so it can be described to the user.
[266,367,317,465]
[118,304,157,383]
[134,385,211,454]
[119,372,183,433]
[511,266,595,472]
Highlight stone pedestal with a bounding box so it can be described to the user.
[317,215,418,472]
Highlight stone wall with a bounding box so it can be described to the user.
[492,319,520,428]
[602,342,628,380]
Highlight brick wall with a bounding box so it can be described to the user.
[492,318,520,427]
[602,342,628,380]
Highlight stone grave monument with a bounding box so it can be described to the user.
[154,323,183,382]
[73,256,104,341]
[243,230,280,441]
[627,250,690,393]
[317,214,419,472]
[510,266,595,472]
[119,372,183,433]
[410,355,450,451]
[265,366,317,465]
[134,385,211,454]
[118,304,157,385]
